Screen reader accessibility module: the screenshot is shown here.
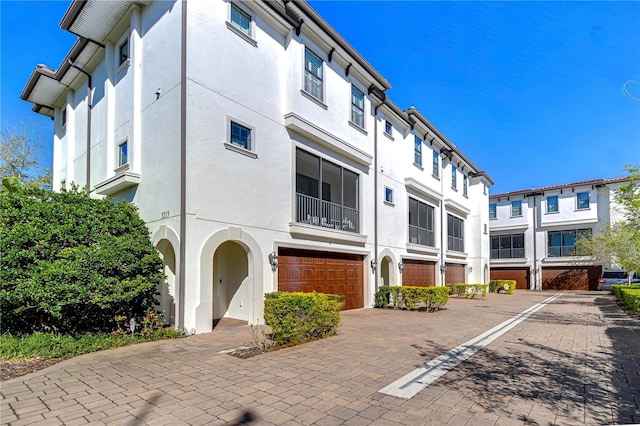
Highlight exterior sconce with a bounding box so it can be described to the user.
[398,261,404,273]
[440,264,447,273]
[268,252,278,272]
[370,259,377,273]
[468,266,473,273]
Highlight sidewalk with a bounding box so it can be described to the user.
[2,291,639,425]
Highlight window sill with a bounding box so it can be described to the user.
[413,162,423,171]
[510,215,523,218]
[383,132,394,141]
[348,120,367,135]
[225,21,258,47]
[451,187,458,192]
[406,243,439,256]
[575,207,591,212]
[545,211,560,215]
[114,163,130,175]
[300,90,328,109]
[224,142,258,159]
[117,58,130,74]
[432,174,440,181]
[383,200,394,207]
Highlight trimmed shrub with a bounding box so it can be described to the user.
[374,285,393,308]
[612,285,640,313]
[445,284,454,295]
[0,185,163,334]
[263,292,343,346]
[496,280,517,294]
[489,280,497,293]
[454,283,488,298]
[373,286,449,311]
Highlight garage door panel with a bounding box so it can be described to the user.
[402,260,436,287]
[278,249,364,310]
[542,266,601,291]
[491,268,530,290]
[445,263,465,285]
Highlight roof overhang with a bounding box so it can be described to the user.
[21,38,102,116]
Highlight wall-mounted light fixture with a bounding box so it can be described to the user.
[440,264,447,273]
[468,265,473,274]
[268,252,278,272]
[370,259,377,273]
[398,261,404,273]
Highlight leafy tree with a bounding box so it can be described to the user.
[0,123,51,189]
[578,165,640,277]
[0,185,163,334]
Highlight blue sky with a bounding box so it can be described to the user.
[2,1,639,193]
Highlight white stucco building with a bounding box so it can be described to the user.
[489,177,628,291]
[22,0,493,333]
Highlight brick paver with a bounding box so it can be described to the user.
[2,291,639,425]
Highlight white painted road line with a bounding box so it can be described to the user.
[379,294,563,400]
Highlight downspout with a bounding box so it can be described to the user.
[440,157,445,286]
[373,103,380,293]
[178,0,187,329]
[531,193,538,290]
[68,60,91,195]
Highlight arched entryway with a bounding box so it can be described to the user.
[156,239,176,325]
[380,256,392,287]
[212,241,249,326]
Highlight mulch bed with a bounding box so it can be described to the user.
[1,358,64,381]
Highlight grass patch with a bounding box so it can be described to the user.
[1,328,184,363]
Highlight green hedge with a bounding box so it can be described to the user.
[263,292,344,345]
[454,283,488,298]
[612,285,640,312]
[495,280,516,294]
[489,280,497,293]
[374,286,449,311]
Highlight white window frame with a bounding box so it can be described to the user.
[451,166,457,190]
[303,47,324,103]
[384,120,393,136]
[511,200,522,217]
[350,85,365,128]
[432,150,439,178]
[414,136,422,166]
[384,186,394,205]
[227,2,257,46]
[576,192,590,210]
[489,203,497,219]
[116,139,129,170]
[230,3,251,35]
[463,175,468,197]
[118,37,129,68]
[224,116,257,158]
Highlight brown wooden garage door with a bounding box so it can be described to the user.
[491,268,530,290]
[402,260,436,287]
[542,266,602,291]
[277,248,364,310]
[445,263,465,285]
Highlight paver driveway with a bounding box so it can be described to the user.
[2,291,639,425]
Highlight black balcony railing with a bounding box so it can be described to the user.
[296,193,359,233]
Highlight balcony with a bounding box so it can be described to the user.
[296,193,359,233]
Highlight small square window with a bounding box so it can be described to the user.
[384,121,392,136]
[230,3,251,36]
[118,38,129,66]
[118,141,128,167]
[432,150,439,177]
[384,187,393,204]
[577,192,589,209]
[230,121,251,150]
[511,200,522,217]
[547,195,559,213]
[351,86,364,128]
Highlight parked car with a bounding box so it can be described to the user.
[598,269,640,291]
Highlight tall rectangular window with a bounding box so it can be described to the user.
[447,214,464,252]
[295,149,359,233]
[547,195,559,213]
[230,121,251,150]
[61,108,67,127]
[409,198,435,247]
[230,3,251,35]
[118,140,128,167]
[511,200,522,217]
[118,38,129,66]
[384,121,392,136]
[463,175,468,197]
[304,48,323,101]
[414,136,422,166]
[489,203,497,219]
[351,86,364,128]
[577,192,590,209]
[432,150,439,177]
[451,166,457,189]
